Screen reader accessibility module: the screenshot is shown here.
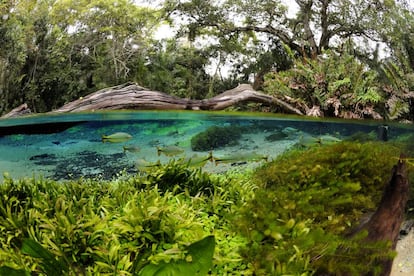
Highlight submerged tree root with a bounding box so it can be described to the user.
[324,155,410,276]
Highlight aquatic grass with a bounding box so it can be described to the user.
[0,162,254,275]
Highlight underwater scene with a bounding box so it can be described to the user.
[0,110,413,181]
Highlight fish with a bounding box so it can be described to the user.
[123,145,141,153]
[135,159,161,172]
[183,152,214,167]
[297,134,321,147]
[157,145,185,157]
[214,152,268,165]
[318,135,342,145]
[102,132,132,143]
[297,134,341,148]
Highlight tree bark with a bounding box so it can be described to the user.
[344,155,409,276]
[51,82,304,115]
[2,103,31,118]
[362,156,409,275]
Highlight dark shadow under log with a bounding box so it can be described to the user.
[50,82,304,115]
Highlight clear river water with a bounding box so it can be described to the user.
[0,111,412,181]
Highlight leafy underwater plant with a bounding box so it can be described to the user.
[0,162,254,275]
[2,140,409,275]
[235,141,407,275]
[191,125,242,151]
[139,235,215,275]
[144,159,218,196]
[2,236,216,276]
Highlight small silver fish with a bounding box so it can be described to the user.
[135,159,161,171]
[184,152,214,167]
[214,152,268,165]
[297,135,321,147]
[123,145,141,153]
[318,135,341,145]
[157,145,185,157]
[102,132,132,143]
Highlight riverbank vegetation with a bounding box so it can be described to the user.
[1,140,413,275]
[1,1,413,121]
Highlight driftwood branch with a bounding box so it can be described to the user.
[51,82,304,115]
[2,103,31,118]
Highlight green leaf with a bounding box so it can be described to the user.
[21,238,67,276]
[139,235,215,276]
[0,266,30,276]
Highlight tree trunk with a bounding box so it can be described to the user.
[51,82,304,115]
[343,155,409,276]
[362,156,409,275]
[2,103,31,118]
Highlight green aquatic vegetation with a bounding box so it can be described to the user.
[235,141,405,274]
[145,159,217,196]
[139,235,215,276]
[1,140,409,275]
[8,134,25,142]
[0,164,254,275]
[20,238,68,276]
[191,125,242,151]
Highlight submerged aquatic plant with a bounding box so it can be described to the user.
[0,139,411,275]
[235,141,407,274]
[0,162,254,275]
[144,159,218,196]
[191,125,242,151]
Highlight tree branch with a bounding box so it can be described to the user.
[51,82,304,116]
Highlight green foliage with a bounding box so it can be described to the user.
[20,239,68,276]
[236,141,402,274]
[0,140,411,275]
[139,235,215,276]
[381,61,414,120]
[136,40,218,100]
[0,0,237,115]
[145,159,217,196]
[0,163,254,275]
[264,51,383,118]
[191,125,242,151]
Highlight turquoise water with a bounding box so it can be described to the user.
[0,111,412,181]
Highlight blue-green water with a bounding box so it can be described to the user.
[0,111,412,181]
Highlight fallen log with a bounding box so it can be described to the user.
[2,103,31,118]
[51,82,304,115]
